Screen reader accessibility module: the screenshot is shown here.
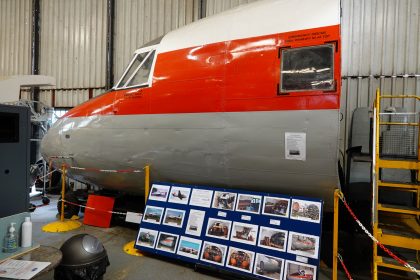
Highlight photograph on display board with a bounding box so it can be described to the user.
[262,196,290,218]
[236,194,262,214]
[287,231,320,259]
[162,208,186,228]
[226,247,255,273]
[149,184,170,202]
[185,209,206,237]
[205,218,232,240]
[284,260,317,280]
[290,199,321,223]
[168,186,191,204]
[143,206,164,224]
[156,232,179,253]
[253,253,284,280]
[200,241,227,266]
[230,222,258,246]
[176,236,202,260]
[136,228,158,249]
[189,189,214,208]
[258,226,287,252]
[212,191,237,211]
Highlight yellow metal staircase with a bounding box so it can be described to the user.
[372,89,420,279]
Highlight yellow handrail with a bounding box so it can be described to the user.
[380,95,420,100]
[379,122,419,126]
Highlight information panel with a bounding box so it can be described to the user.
[136,183,323,280]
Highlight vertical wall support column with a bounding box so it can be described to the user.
[31,0,40,103]
[30,0,41,164]
[199,0,207,19]
[105,0,115,90]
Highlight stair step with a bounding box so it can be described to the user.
[378,203,420,215]
[378,159,420,170]
[376,256,420,273]
[378,180,420,191]
[378,228,420,250]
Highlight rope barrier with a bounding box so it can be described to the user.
[36,170,56,181]
[337,253,353,280]
[337,191,420,276]
[48,156,74,159]
[49,163,145,174]
[59,199,128,216]
[68,166,144,173]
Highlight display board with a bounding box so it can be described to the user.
[136,183,323,280]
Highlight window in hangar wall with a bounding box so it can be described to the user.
[51,108,69,124]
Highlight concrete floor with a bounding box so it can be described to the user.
[30,195,348,280]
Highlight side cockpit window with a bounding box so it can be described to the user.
[280,44,334,93]
[126,50,155,87]
[115,47,157,89]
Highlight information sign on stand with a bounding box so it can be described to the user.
[136,183,323,280]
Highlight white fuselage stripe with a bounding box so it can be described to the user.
[157,0,340,53]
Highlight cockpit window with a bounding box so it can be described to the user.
[280,44,335,93]
[115,47,157,89]
[126,50,155,87]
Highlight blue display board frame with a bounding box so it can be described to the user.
[136,182,323,280]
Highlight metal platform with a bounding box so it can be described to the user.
[372,90,420,279]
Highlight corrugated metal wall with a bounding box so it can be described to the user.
[38,0,108,107]
[340,0,420,153]
[205,0,256,15]
[206,0,420,155]
[114,0,200,80]
[0,0,32,76]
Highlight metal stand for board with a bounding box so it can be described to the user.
[194,263,258,280]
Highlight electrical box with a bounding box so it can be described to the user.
[0,104,30,218]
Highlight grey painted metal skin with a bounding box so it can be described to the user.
[42,110,340,209]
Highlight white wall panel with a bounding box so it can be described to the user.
[114,0,200,80]
[40,0,107,91]
[0,0,32,76]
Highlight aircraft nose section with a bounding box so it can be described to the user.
[40,119,65,162]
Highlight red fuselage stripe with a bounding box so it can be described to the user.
[65,25,341,118]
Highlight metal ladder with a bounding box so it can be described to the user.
[372,89,420,279]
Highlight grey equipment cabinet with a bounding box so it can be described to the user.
[0,104,30,218]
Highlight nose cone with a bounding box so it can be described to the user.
[40,118,65,161]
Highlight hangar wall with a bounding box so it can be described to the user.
[1,0,200,107]
[0,0,32,76]
[38,0,107,107]
[114,0,200,80]
[0,0,419,155]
